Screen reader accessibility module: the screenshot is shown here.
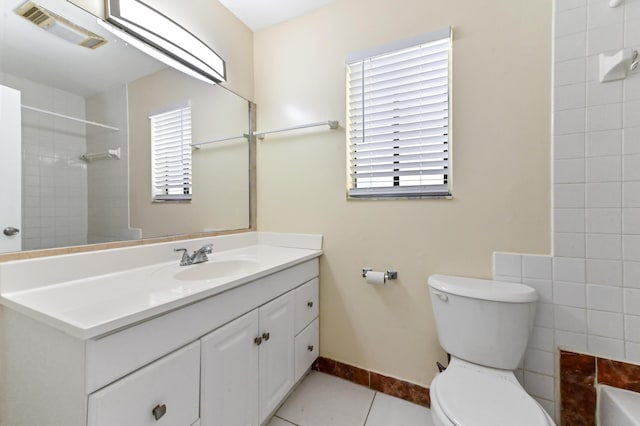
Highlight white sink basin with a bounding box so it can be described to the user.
[173,259,260,281]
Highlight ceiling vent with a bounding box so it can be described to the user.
[15,1,107,49]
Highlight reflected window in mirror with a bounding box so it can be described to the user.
[150,102,193,202]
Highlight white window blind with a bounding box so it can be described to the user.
[150,104,192,201]
[347,28,451,198]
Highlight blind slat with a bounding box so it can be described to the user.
[352,151,447,165]
[351,168,448,179]
[352,143,447,158]
[352,159,448,173]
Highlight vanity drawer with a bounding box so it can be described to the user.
[87,341,200,426]
[294,278,319,334]
[294,318,319,382]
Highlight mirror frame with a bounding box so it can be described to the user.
[0,101,257,262]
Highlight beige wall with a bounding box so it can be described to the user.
[254,0,552,387]
[128,68,250,238]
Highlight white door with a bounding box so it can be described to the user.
[201,309,260,426]
[259,292,295,423]
[0,85,22,253]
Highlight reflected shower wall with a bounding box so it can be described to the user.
[86,86,141,244]
[0,72,138,250]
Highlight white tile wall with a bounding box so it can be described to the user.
[493,5,640,416]
[587,284,623,311]
[624,260,640,286]
[554,281,587,307]
[554,232,586,257]
[555,183,586,208]
[0,74,137,249]
[586,129,622,157]
[1,72,88,250]
[625,126,640,154]
[85,86,138,244]
[523,256,553,280]
[586,182,622,207]
[625,342,640,363]
[553,257,586,282]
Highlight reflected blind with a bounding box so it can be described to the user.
[150,104,192,201]
[347,28,451,198]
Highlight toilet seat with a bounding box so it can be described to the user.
[431,362,552,426]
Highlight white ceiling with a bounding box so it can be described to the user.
[218,0,337,31]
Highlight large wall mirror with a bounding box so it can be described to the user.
[0,0,253,255]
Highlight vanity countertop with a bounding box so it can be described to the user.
[0,235,322,339]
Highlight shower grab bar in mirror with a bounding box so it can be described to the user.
[191,134,250,149]
[80,148,121,162]
[254,120,339,140]
[21,105,120,131]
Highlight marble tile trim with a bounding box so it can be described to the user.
[312,357,431,407]
[560,350,640,425]
[597,357,640,392]
[560,350,596,426]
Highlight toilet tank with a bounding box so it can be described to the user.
[428,275,538,370]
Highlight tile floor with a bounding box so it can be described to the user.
[267,371,434,426]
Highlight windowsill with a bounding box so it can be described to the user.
[346,194,453,201]
[152,199,192,204]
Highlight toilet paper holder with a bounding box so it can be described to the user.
[362,268,398,281]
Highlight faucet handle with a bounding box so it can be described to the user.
[202,243,213,253]
[174,248,191,266]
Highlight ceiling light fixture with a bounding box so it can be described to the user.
[102,0,226,84]
[96,19,215,85]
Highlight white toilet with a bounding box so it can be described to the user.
[427,274,556,426]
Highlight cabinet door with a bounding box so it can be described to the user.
[201,310,260,426]
[258,292,295,423]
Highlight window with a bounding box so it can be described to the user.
[150,103,193,201]
[347,28,451,198]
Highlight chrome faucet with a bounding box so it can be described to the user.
[174,244,213,266]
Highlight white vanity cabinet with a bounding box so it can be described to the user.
[199,277,320,425]
[200,291,296,426]
[0,247,321,426]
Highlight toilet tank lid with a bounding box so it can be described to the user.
[428,275,538,303]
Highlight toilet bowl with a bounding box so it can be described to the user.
[427,274,556,426]
[429,358,554,426]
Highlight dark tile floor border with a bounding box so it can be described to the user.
[312,356,431,407]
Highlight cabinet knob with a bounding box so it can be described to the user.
[307,301,314,308]
[307,345,314,352]
[152,403,167,421]
[254,336,263,346]
[262,332,270,341]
